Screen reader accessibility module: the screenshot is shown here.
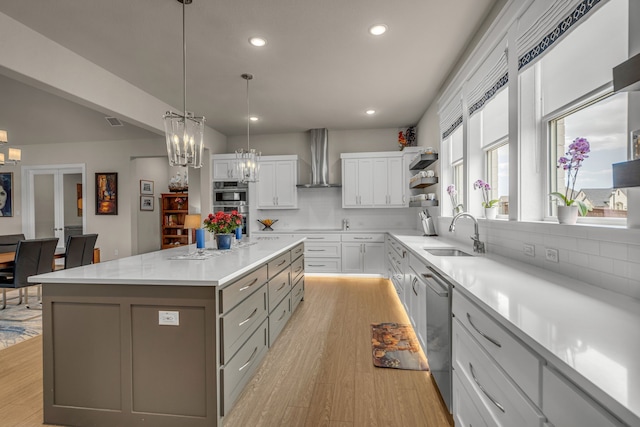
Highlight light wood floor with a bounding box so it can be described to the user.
[0,277,452,427]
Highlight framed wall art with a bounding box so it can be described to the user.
[96,172,118,215]
[0,172,13,217]
[140,195,154,211]
[140,179,154,195]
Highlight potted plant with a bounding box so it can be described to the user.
[203,211,237,249]
[473,179,499,219]
[551,137,592,224]
[446,185,464,216]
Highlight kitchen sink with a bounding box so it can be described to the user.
[424,248,472,257]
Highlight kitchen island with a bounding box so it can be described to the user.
[32,235,305,427]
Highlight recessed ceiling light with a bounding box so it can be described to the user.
[250,116,259,122]
[369,24,388,36]
[365,109,376,115]
[249,37,267,47]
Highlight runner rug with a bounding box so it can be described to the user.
[0,290,42,350]
[371,322,429,371]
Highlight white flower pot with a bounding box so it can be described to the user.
[484,207,497,220]
[557,206,578,225]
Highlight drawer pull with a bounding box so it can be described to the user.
[412,277,418,296]
[308,264,325,267]
[277,282,287,291]
[354,237,373,240]
[277,309,287,321]
[466,313,502,348]
[239,277,259,292]
[306,237,324,240]
[307,249,325,252]
[294,248,303,253]
[293,266,302,273]
[238,308,258,327]
[294,287,303,297]
[239,347,258,372]
[469,363,505,413]
[276,259,287,267]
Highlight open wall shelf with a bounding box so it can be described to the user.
[409,153,438,171]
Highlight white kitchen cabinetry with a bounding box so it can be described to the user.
[386,235,407,307]
[407,254,428,352]
[299,233,342,273]
[212,154,240,181]
[257,155,298,209]
[341,234,385,274]
[341,152,409,208]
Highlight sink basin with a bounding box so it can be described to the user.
[424,248,472,257]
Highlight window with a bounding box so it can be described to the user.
[549,92,628,218]
[486,141,509,215]
[453,160,464,209]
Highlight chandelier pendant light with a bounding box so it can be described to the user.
[236,73,261,182]
[0,130,21,166]
[163,0,205,168]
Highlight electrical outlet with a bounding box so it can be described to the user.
[159,311,180,326]
[523,243,535,257]
[114,249,119,256]
[545,248,559,263]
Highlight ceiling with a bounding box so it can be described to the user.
[0,0,499,145]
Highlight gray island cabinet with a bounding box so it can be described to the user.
[32,236,305,427]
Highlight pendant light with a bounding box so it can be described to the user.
[0,130,21,166]
[163,0,205,168]
[236,73,260,182]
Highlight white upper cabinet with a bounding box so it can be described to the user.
[212,154,240,181]
[257,155,298,209]
[341,152,408,208]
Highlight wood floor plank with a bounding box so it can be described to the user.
[0,277,452,427]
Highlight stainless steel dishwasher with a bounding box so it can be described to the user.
[422,267,453,413]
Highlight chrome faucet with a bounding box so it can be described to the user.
[342,218,350,231]
[449,212,485,254]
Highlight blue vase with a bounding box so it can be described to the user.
[235,226,242,240]
[216,234,232,250]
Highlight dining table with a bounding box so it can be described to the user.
[0,248,67,270]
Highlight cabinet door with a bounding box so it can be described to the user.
[342,159,359,207]
[256,161,276,208]
[372,158,388,206]
[387,157,406,206]
[273,160,297,208]
[362,242,385,274]
[408,276,419,330]
[341,243,362,273]
[357,159,374,206]
[416,278,427,352]
[213,159,237,180]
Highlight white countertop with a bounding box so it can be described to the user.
[31,236,303,287]
[390,231,640,426]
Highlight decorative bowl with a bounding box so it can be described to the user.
[257,219,278,231]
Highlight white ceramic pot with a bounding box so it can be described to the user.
[484,206,497,220]
[557,205,579,225]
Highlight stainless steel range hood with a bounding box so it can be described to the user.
[297,128,341,188]
[613,52,640,92]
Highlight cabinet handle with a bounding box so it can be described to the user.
[307,249,325,252]
[354,237,373,240]
[309,264,325,267]
[306,237,324,240]
[239,308,258,326]
[469,363,505,413]
[239,277,259,292]
[276,259,287,266]
[276,281,287,291]
[294,266,302,273]
[402,250,406,258]
[466,313,502,348]
[294,286,303,297]
[277,309,287,321]
[295,248,303,254]
[412,277,418,296]
[239,347,258,372]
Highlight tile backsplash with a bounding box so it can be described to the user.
[438,217,640,300]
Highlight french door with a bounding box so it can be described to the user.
[22,164,86,249]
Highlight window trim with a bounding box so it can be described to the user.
[484,138,509,218]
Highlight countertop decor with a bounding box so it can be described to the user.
[257,219,278,231]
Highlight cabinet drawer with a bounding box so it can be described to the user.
[220,284,268,364]
[386,249,405,273]
[386,236,405,258]
[220,265,268,314]
[268,295,291,347]
[268,252,291,278]
[341,233,385,243]
[302,233,341,242]
[542,366,622,427]
[453,371,491,427]
[453,319,544,427]
[291,243,304,260]
[268,268,290,312]
[304,242,341,258]
[291,255,304,280]
[221,319,269,416]
[305,258,341,273]
[291,275,304,312]
[453,291,540,404]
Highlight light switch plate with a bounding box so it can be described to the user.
[523,243,535,257]
[545,248,559,263]
[159,310,180,326]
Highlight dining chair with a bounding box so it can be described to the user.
[0,233,26,274]
[0,237,58,310]
[63,233,98,269]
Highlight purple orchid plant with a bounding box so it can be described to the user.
[473,179,499,208]
[551,137,592,216]
[447,184,463,215]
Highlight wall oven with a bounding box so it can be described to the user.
[212,181,249,235]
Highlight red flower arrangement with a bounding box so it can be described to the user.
[203,210,243,234]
